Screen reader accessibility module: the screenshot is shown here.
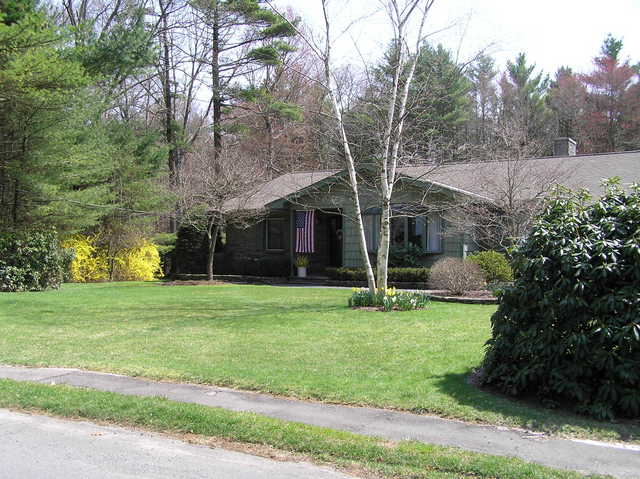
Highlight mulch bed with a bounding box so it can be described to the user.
[427,290,498,304]
[351,306,428,312]
[429,290,494,299]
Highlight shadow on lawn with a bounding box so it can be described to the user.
[433,370,640,442]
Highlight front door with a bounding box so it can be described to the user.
[326,214,343,267]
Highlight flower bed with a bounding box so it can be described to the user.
[349,287,430,311]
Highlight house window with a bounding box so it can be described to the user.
[363,212,442,254]
[265,217,285,250]
[391,217,405,246]
[408,216,427,251]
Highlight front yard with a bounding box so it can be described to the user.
[0,282,637,442]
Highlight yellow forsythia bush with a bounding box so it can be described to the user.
[62,235,163,282]
[112,241,163,281]
[62,235,109,283]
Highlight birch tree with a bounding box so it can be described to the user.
[373,0,434,290]
[317,0,378,291]
[265,0,437,292]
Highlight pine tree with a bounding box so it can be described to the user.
[0,14,97,230]
[499,53,552,151]
[0,0,36,25]
[356,41,472,160]
[190,0,297,163]
[468,54,498,145]
[409,43,472,154]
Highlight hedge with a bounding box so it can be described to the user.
[326,267,430,283]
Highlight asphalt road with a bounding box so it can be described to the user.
[0,409,355,479]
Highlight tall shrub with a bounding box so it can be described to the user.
[113,241,163,281]
[481,181,640,419]
[62,235,109,282]
[0,230,63,291]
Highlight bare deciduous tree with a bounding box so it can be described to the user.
[176,137,265,280]
[444,122,574,250]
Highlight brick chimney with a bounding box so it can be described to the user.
[553,137,577,157]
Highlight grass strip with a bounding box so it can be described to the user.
[0,379,607,479]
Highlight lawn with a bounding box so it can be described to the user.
[0,282,637,442]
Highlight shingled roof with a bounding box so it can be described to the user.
[400,150,640,200]
[227,150,640,210]
[224,170,339,211]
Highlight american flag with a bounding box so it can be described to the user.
[295,210,315,253]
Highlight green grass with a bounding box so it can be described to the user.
[0,379,607,479]
[0,282,638,443]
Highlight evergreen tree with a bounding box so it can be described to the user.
[190,0,297,163]
[0,7,169,234]
[499,53,552,151]
[93,121,171,274]
[353,41,472,161]
[0,0,36,25]
[601,33,624,61]
[408,43,472,154]
[468,54,498,145]
[0,14,99,231]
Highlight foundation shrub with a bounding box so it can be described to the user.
[429,258,485,295]
[468,250,514,283]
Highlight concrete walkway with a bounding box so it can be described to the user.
[0,409,355,479]
[2,365,639,478]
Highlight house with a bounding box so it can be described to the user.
[213,141,640,277]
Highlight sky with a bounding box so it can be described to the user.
[271,0,640,77]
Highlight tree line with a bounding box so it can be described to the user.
[0,0,638,280]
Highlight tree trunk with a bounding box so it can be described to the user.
[159,0,181,233]
[211,5,222,167]
[206,220,219,281]
[327,89,376,292]
[12,178,19,227]
[376,196,392,291]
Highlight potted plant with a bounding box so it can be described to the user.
[295,255,309,278]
